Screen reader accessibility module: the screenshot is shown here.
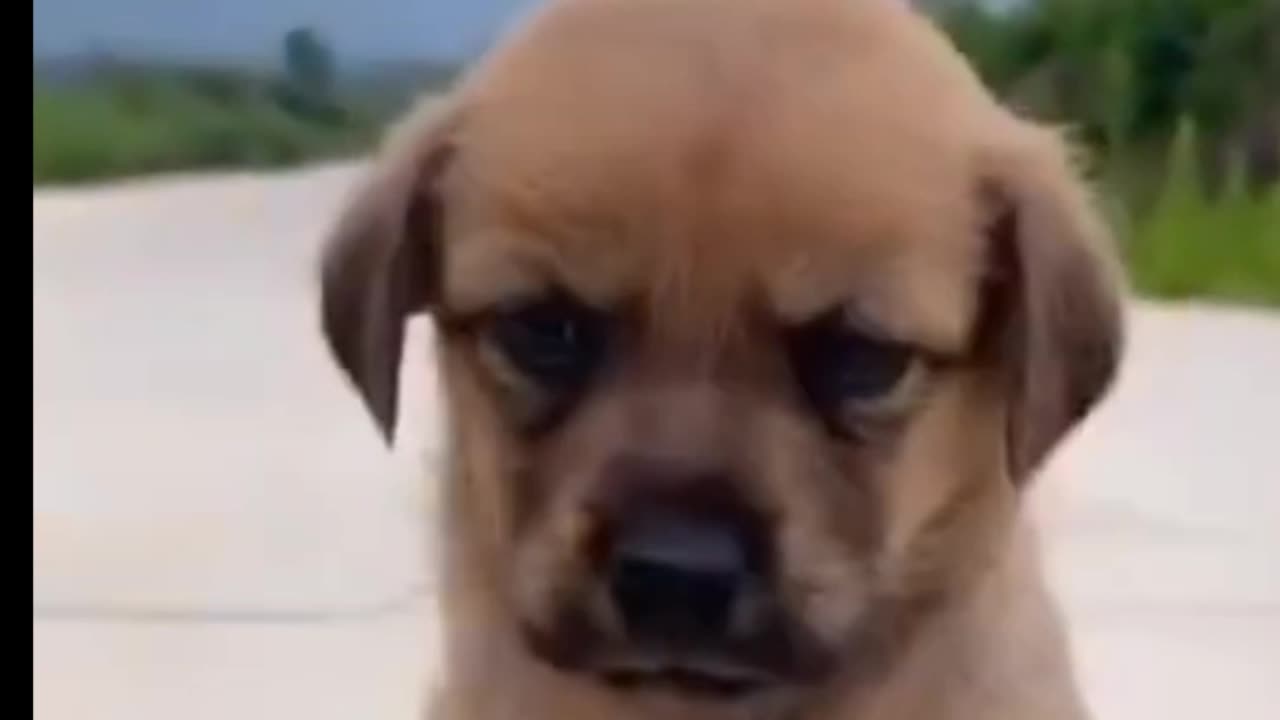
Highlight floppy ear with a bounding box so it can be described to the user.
[981,126,1127,484]
[317,101,457,445]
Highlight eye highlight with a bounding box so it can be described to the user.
[488,293,609,391]
[788,312,918,433]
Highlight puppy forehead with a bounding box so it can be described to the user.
[440,0,995,349]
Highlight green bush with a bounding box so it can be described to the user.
[1122,118,1280,306]
[32,11,1278,307]
[939,0,1278,168]
[934,0,1279,307]
[32,69,379,184]
[32,29,389,185]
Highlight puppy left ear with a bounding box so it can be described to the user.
[981,125,1127,484]
[317,99,458,445]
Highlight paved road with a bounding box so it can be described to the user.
[32,166,1280,719]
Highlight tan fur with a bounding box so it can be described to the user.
[316,0,1126,718]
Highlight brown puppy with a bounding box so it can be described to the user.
[317,0,1125,718]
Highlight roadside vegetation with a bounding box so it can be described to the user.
[33,29,452,184]
[935,0,1278,305]
[32,3,1279,306]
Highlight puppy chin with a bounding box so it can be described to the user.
[518,598,838,703]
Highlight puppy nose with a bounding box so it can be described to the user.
[608,510,756,644]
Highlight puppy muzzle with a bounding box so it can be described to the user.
[523,492,830,699]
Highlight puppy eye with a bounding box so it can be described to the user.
[790,317,914,415]
[489,294,608,388]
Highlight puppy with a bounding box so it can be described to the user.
[317,0,1125,718]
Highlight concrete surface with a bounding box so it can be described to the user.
[32,165,1280,719]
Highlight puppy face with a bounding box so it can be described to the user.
[319,0,1123,708]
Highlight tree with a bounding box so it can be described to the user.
[935,0,1279,187]
[276,27,344,124]
[282,27,336,104]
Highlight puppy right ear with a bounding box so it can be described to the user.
[317,100,458,445]
[980,122,1127,485]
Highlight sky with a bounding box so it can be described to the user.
[32,0,542,62]
[32,0,1021,64]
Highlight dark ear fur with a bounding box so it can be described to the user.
[983,127,1127,483]
[317,101,457,444]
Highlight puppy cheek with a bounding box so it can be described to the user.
[510,483,603,630]
[511,518,577,628]
[875,378,1015,597]
[778,527,876,647]
[441,347,527,554]
[754,415,878,646]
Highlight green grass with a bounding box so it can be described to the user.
[33,70,383,185]
[1118,119,1280,307]
[31,72,1278,308]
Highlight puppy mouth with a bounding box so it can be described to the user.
[523,615,822,701]
[525,622,784,699]
[595,652,780,699]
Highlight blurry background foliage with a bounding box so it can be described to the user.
[930,0,1279,306]
[32,0,1280,305]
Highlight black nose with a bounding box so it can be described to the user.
[607,509,758,645]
